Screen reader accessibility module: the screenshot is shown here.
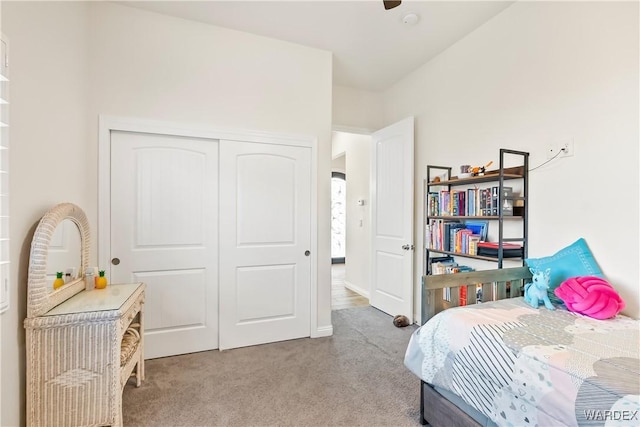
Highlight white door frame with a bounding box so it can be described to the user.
[98,115,321,337]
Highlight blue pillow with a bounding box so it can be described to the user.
[525,238,604,304]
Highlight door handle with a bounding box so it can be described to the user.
[111,257,120,265]
[401,244,414,251]
[304,250,311,256]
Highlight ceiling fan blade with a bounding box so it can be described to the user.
[383,1,402,10]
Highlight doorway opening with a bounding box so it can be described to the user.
[331,170,346,265]
[330,131,371,311]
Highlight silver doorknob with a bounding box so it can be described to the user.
[402,244,414,251]
[111,257,120,265]
[304,250,311,256]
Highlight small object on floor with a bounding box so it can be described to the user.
[393,314,410,327]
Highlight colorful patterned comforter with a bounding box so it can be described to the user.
[404,297,640,426]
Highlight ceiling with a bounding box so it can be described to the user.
[120,1,514,92]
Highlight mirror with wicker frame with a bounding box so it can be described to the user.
[46,219,82,292]
[26,202,91,318]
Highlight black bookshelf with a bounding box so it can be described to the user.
[424,149,529,275]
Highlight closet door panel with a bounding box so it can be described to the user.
[219,140,311,350]
[111,131,219,358]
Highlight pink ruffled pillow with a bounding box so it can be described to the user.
[554,276,625,319]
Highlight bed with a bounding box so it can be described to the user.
[404,267,640,426]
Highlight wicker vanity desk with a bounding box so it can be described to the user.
[24,203,145,427]
[25,283,145,427]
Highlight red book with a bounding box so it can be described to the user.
[477,241,522,249]
[459,286,467,306]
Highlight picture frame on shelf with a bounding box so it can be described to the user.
[464,219,488,241]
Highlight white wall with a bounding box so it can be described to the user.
[382,1,639,319]
[1,2,332,425]
[0,3,3,423]
[1,3,90,425]
[333,84,384,131]
[332,153,346,174]
[332,131,371,297]
[86,3,333,336]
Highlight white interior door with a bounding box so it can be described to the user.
[219,140,311,350]
[370,117,414,322]
[110,131,219,358]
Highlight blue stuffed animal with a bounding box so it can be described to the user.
[524,267,555,310]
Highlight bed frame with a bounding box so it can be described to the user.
[419,266,533,426]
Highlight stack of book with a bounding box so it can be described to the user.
[429,256,474,305]
[426,219,485,255]
[426,186,515,217]
[427,220,522,259]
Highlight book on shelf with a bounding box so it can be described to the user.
[454,228,473,254]
[476,241,523,258]
[430,260,457,275]
[463,219,488,241]
[466,188,480,216]
[447,223,466,252]
[481,188,491,216]
[438,190,450,216]
[427,219,488,255]
[487,185,516,216]
[427,219,523,258]
[457,191,465,216]
[429,257,474,304]
[468,235,480,255]
[428,185,518,218]
[427,255,455,274]
[451,191,458,216]
[459,285,467,306]
[427,192,439,217]
[502,186,514,216]
[426,219,462,252]
[491,186,499,216]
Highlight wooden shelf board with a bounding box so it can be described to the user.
[426,249,523,263]
[427,216,523,221]
[427,173,523,187]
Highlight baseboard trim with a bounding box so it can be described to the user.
[344,280,370,299]
[312,324,334,338]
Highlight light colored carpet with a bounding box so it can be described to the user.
[122,306,420,426]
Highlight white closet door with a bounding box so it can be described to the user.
[219,140,311,350]
[110,131,219,358]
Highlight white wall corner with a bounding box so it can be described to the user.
[343,280,370,299]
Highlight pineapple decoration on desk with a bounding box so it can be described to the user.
[53,272,65,290]
[95,270,108,289]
